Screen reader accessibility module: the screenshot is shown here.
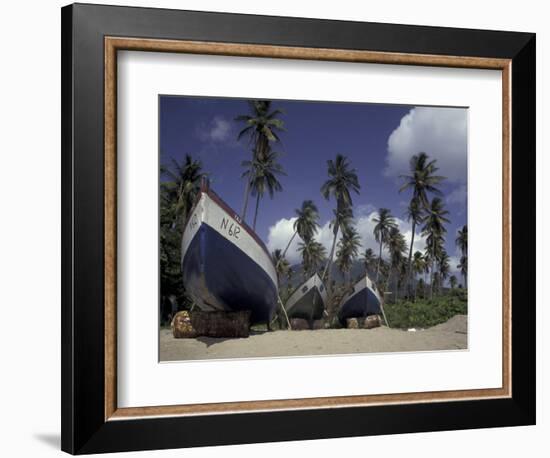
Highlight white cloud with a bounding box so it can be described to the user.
[385,107,467,183]
[197,116,232,143]
[266,217,300,264]
[266,208,426,266]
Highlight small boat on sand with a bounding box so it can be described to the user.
[338,275,382,326]
[181,180,278,325]
[284,273,327,323]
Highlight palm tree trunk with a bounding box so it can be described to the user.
[383,263,393,300]
[252,193,261,231]
[322,226,339,316]
[406,220,416,295]
[375,241,383,282]
[241,178,251,222]
[429,265,434,300]
[277,231,298,269]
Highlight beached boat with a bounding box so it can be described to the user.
[284,273,327,323]
[180,181,278,325]
[337,275,382,325]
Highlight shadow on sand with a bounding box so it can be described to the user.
[195,330,268,347]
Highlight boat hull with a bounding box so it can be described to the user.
[181,190,278,324]
[338,276,382,325]
[285,274,327,321]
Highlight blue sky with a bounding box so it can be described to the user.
[160,96,467,273]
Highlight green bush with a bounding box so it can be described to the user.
[384,293,467,329]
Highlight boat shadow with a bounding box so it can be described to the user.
[195,332,266,347]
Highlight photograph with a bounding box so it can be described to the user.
[158,96,469,361]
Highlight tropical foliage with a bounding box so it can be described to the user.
[241,147,286,230]
[335,225,362,284]
[159,154,207,324]
[456,225,468,287]
[373,208,397,282]
[298,239,327,280]
[236,100,285,222]
[399,152,446,294]
[320,154,360,294]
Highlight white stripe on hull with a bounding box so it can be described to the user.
[181,192,278,288]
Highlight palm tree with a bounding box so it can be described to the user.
[236,100,285,221]
[456,225,468,287]
[278,200,320,266]
[160,155,207,231]
[335,226,362,284]
[457,255,467,287]
[403,197,423,293]
[272,249,290,285]
[373,208,397,282]
[298,239,326,280]
[438,251,451,291]
[242,148,286,230]
[450,275,458,290]
[411,250,425,300]
[362,248,377,276]
[320,154,360,292]
[399,153,446,289]
[421,197,450,298]
[385,226,407,297]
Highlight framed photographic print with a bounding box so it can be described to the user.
[61,3,536,454]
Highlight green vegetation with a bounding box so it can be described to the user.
[384,289,467,329]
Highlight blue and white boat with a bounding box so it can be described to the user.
[337,275,382,326]
[181,181,279,325]
[284,273,327,324]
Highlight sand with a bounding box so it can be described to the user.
[159,314,468,361]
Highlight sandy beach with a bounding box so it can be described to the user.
[160,314,467,361]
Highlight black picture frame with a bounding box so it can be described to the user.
[61,3,535,454]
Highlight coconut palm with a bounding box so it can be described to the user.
[450,275,458,290]
[298,239,326,279]
[385,226,407,296]
[242,148,286,230]
[373,208,397,282]
[335,226,362,284]
[457,255,468,287]
[403,197,424,292]
[236,100,285,220]
[421,197,450,297]
[411,250,426,300]
[160,155,207,231]
[399,153,446,289]
[456,225,468,287]
[272,249,290,285]
[438,251,451,290]
[320,154,360,292]
[399,152,446,208]
[362,248,377,276]
[278,200,320,266]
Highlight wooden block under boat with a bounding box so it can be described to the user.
[364,315,382,329]
[171,310,251,338]
[346,318,360,329]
